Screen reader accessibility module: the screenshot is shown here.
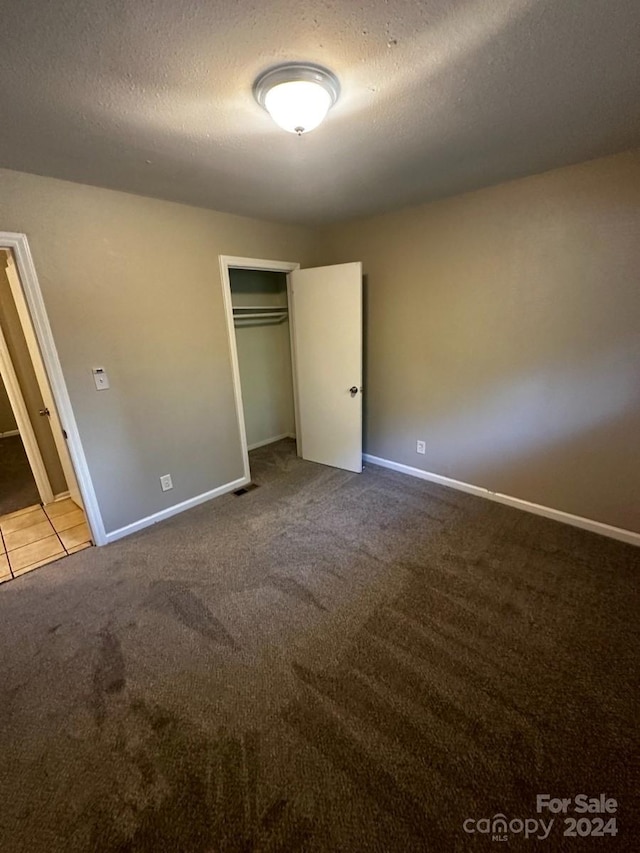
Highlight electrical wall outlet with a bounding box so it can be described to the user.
[160,474,173,492]
[416,440,426,455]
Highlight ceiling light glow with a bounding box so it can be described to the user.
[254,63,340,135]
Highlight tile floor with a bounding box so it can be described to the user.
[0,498,92,584]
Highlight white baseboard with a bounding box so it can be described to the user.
[104,475,250,544]
[363,454,640,547]
[0,429,20,438]
[247,433,295,451]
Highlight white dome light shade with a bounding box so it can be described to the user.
[254,63,340,135]
[264,80,332,134]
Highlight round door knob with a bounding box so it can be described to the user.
[349,386,359,396]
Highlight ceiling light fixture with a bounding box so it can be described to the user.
[253,63,340,135]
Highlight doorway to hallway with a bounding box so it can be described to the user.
[0,432,39,517]
[0,245,93,584]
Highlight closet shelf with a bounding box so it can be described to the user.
[232,305,288,326]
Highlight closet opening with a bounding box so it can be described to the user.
[228,264,298,481]
[221,255,364,482]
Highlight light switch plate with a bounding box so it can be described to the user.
[160,474,173,492]
[92,367,110,390]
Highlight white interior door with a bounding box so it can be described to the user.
[290,262,362,473]
[0,322,54,504]
[3,251,84,509]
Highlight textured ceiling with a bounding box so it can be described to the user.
[0,0,639,224]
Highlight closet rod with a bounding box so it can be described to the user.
[232,305,288,312]
[232,304,288,325]
[234,313,287,321]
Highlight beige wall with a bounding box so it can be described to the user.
[0,168,315,533]
[0,374,17,434]
[230,270,295,449]
[0,262,67,493]
[320,149,640,534]
[1,149,638,538]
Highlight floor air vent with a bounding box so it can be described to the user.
[234,483,259,496]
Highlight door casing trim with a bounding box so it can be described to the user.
[218,255,301,480]
[0,232,106,545]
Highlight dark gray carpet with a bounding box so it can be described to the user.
[0,439,638,852]
[0,434,40,516]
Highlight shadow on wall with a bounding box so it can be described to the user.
[418,340,639,473]
[473,411,640,529]
[0,375,17,433]
[373,337,640,531]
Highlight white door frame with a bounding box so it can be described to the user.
[0,233,106,545]
[0,320,54,504]
[218,255,300,480]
